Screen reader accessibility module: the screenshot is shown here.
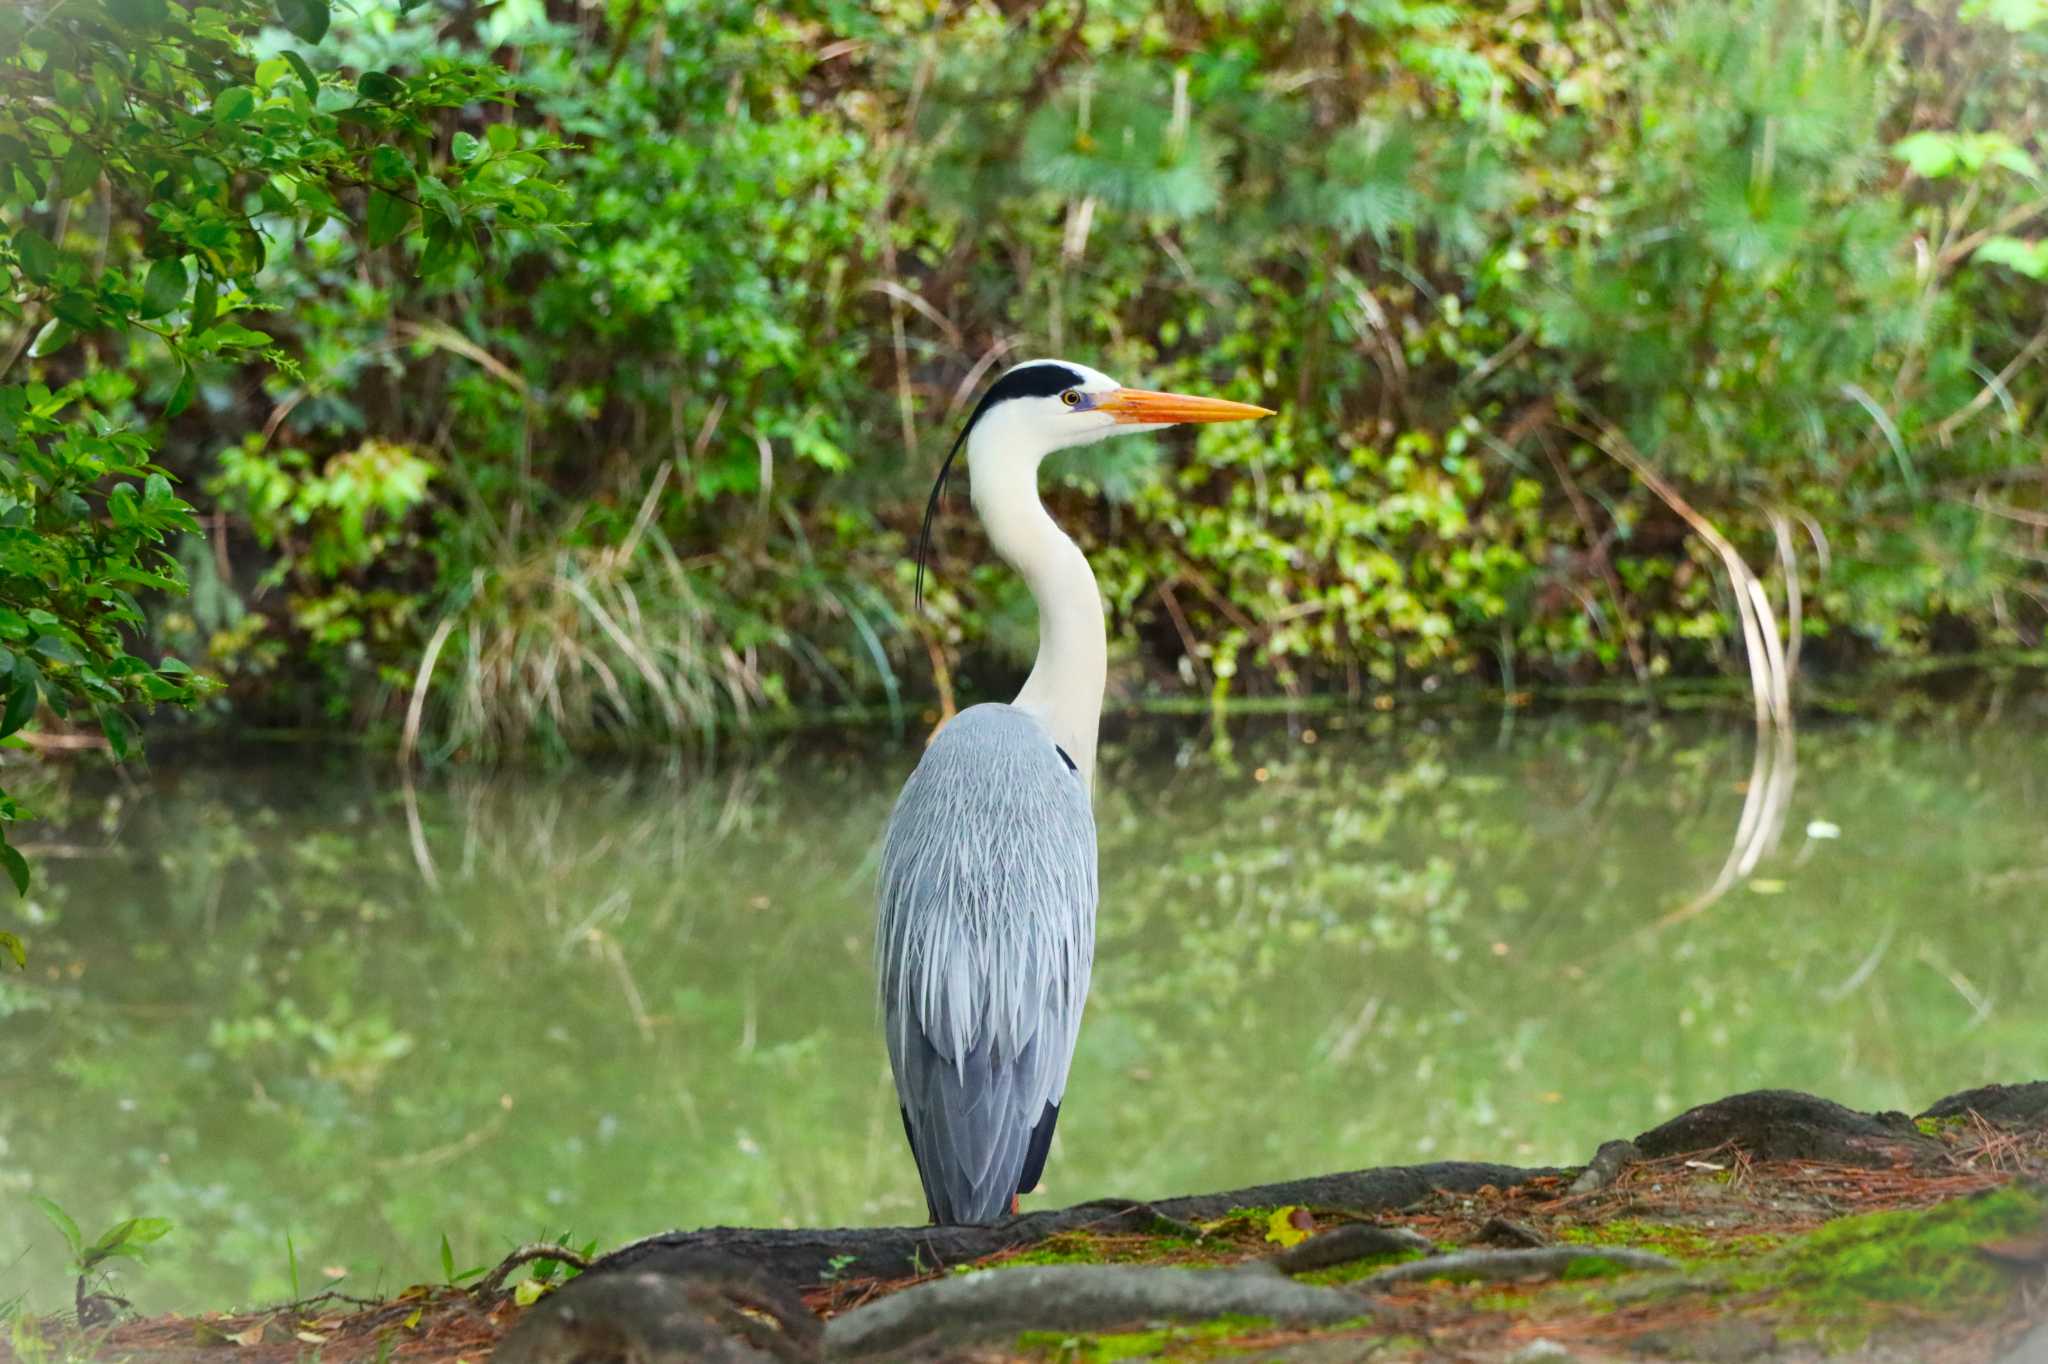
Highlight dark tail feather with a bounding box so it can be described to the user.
[1018,1100,1061,1195]
[901,1106,940,1223]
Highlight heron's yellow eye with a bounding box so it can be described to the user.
[1060,390,1081,407]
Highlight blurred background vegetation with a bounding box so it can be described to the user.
[6,0,2048,816]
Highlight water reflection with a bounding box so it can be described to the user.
[2,698,2044,1313]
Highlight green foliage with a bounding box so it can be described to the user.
[0,0,568,933]
[12,0,2048,756]
[31,1194,173,1319]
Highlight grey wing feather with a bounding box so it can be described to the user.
[877,703,1097,1224]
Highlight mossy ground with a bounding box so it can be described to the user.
[1017,1313,1275,1362]
[1556,1217,1789,1265]
[13,1108,2043,1364]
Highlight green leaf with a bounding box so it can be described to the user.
[440,1232,455,1282]
[366,189,412,248]
[140,256,189,319]
[485,123,518,154]
[274,0,330,44]
[105,0,169,23]
[86,1216,174,1266]
[283,50,322,101]
[190,272,218,334]
[1975,236,2048,279]
[212,86,257,126]
[0,930,23,969]
[1893,131,1959,179]
[2,662,38,739]
[0,845,25,899]
[96,705,136,761]
[370,145,413,184]
[28,319,74,358]
[452,131,482,163]
[357,70,404,103]
[1961,0,2048,30]
[12,227,59,284]
[32,1196,81,1257]
[31,635,85,666]
[56,146,100,199]
[165,364,196,419]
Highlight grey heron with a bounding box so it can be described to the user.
[878,359,1273,1225]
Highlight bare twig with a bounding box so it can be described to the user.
[476,1243,596,1299]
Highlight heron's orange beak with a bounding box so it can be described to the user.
[1093,389,1275,425]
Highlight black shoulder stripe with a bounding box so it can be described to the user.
[1056,744,1078,772]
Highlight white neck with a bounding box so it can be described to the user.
[965,424,1106,789]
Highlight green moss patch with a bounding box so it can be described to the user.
[1297,1247,1428,1285]
[1738,1183,2044,1318]
[1017,1313,1274,1362]
[986,1230,1210,1271]
[1557,1218,1786,1264]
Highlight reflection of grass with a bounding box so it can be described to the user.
[8,708,2048,1313]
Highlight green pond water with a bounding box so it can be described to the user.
[2,696,2044,1314]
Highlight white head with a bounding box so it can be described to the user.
[914,359,1273,605]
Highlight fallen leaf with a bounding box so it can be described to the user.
[513,1279,548,1307]
[1265,1206,1312,1247]
[1684,1160,1728,1171]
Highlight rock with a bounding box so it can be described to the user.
[1509,1342,1579,1362]
[1626,1320,1777,1362]
[1476,1216,1548,1248]
[1633,1090,1938,1168]
[1993,1316,2048,1364]
[496,1263,820,1364]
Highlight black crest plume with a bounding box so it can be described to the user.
[913,362,1086,613]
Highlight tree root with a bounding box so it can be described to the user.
[1632,1090,1937,1168]
[1267,1223,1434,1275]
[821,1264,1368,1358]
[595,1159,1551,1288]
[1351,1245,1677,1293]
[1922,1082,2048,1130]
[1566,1139,1641,1196]
[1476,1216,1548,1248]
